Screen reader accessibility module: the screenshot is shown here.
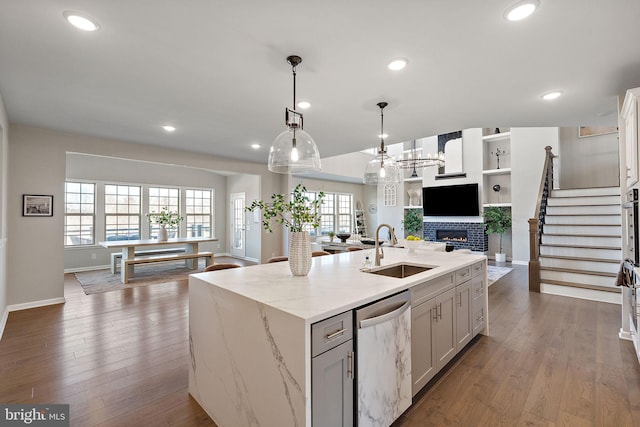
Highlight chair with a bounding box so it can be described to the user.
[203,263,242,272]
[312,251,332,257]
[346,246,363,252]
[267,256,288,263]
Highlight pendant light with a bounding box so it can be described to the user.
[396,139,445,177]
[363,102,401,185]
[268,55,321,174]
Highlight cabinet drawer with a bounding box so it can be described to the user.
[411,273,455,306]
[473,306,485,336]
[471,261,485,278]
[455,266,472,284]
[472,275,484,306]
[312,310,353,357]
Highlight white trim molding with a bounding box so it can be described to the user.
[8,297,66,312]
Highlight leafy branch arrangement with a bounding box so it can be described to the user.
[246,184,325,233]
[146,207,184,227]
[402,208,424,237]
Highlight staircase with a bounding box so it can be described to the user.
[539,186,622,304]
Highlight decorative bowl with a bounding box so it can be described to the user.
[403,239,422,253]
[336,233,351,243]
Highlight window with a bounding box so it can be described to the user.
[303,191,353,237]
[148,187,180,238]
[105,184,141,241]
[64,182,95,246]
[302,192,319,237]
[186,189,212,237]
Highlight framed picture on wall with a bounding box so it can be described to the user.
[23,194,53,217]
[578,126,618,138]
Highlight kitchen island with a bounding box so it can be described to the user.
[188,247,487,427]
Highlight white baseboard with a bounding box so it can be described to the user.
[619,328,633,341]
[64,264,110,273]
[8,297,66,312]
[541,283,621,305]
[511,260,528,266]
[0,307,8,342]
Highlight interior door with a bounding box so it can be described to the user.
[231,193,245,258]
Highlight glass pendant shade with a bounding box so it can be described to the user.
[363,153,401,184]
[268,55,321,174]
[268,126,321,174]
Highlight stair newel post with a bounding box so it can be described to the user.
[528,218,541,292]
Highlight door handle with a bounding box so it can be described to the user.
[347,351,354,379]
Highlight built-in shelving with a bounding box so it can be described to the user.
[482,202,512,208]
[403,177,423,182]
[482,168,512,176]
[481,131,511,142]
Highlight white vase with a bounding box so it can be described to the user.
[158,225,168,242]
[288,231,312,276]
[495,252,506,263]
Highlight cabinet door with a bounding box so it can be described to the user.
[434,288,456,371]
[411,301,436,396]
[455,281,472,351]
[312,340,354,427]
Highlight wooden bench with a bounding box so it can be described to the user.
[121,251,214,284]
[110,247,186,273]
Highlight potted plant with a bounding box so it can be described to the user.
[402,208,423,238]
[327,231,335,242]
[246,184,324,276]
[147,207,184,241]
[483,206,512,262]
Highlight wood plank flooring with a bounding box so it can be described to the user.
[1,261,639,426]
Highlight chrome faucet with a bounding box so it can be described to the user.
[374,223,398,266]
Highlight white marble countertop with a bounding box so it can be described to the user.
[191,247,486,324]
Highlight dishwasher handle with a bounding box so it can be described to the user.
[359,300,410,329]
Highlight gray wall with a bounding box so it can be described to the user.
[558,127,619,189]
[6,124,283,307]
[0,93,8,334]
[65,153,229,270]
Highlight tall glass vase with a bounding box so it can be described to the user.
[288,231,312,276]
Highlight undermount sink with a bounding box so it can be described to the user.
[367,263,433,278]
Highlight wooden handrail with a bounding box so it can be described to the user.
[529,146,555,292]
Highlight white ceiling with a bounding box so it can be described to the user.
[1,1,639,167]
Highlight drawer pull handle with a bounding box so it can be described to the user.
[326,328,346,340]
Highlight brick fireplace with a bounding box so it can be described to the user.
[423,221,488,252]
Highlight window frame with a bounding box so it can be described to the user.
[64,181,96,247]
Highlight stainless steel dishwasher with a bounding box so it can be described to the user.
[355,290,411,427]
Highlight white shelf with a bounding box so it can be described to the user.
[482,131,511,142]
[404,206,422,209]
[483,203,512,209]
[403,177,423,182]
[482,168,511,176]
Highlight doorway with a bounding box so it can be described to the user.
[230,193,245,258]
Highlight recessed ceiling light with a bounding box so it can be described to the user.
[388,58,408,71]
[63,11,100,31]
[162,125,176,132]
[297,101,311,109]
[541,90,564,101]
[251,143,261,150]
[504,0,539,21]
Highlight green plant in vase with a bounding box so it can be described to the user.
[482,206,512,262]
[402,208,423,239]
[246,184,325,276]
[147,207,183,241]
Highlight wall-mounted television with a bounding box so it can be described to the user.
[422,183,480,216]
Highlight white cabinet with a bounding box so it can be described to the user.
[455,280,472,351]
[621,88,640,189]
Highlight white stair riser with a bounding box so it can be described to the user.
[539,257,620,274]
[541,234,621,247]
[546,205,621,215]
[551,187,620,198]
[543,224,621,236]
[547,195,621,206]
[541,284,621,304]
[540,245,621,260]
[545,215,621,225]
[540,270,617,288]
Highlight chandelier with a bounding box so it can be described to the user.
[396,139,445,178]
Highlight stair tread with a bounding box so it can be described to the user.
[541,279,621,293]
[541,243,621,250]
[539,255,621,264]
[545,213,621,216]
[540,266,616,277]
[543,233,621,238]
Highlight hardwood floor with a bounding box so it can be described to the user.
[1,261,639,426]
